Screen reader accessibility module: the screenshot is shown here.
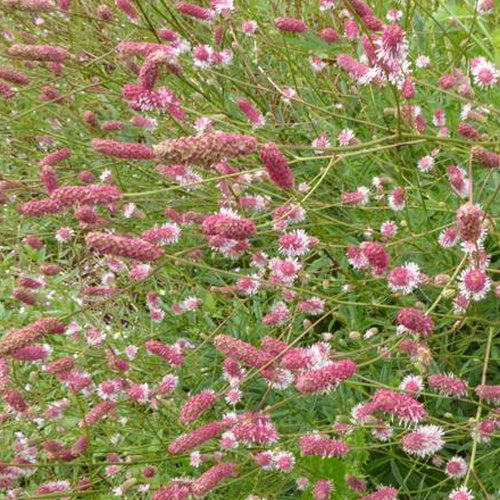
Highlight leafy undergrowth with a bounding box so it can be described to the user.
[0,0,499,499]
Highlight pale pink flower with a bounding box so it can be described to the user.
[388,186,406,211]
[35,481,70,497]
[438,227,459,248]
[273,451,295,472]
[225,387,242,405]
[401,425,445,457]
[387,9,403,22]
[312,133,330,154]
[86,327,105,346]
[376,24,407,66]
[381,221,398,240]
[194,116,212,134]
[396,307,434,337]
[129,264,153,281]
[211,0,233,15]
[279,229,317,257]
[453,294,470,314]
[158,374,179,394]
[298,182,310,193]
[242,20,257,36]
[415,55,431,68]
[281,87,296,103]
[263,302,290,326]
[341,186,370,206]
[338,128,355,146]
[55,227,74,242]
[458,267,491,301]
[168,420,229,455]
[295,360,357,394]
[371,420,394,442]
[297,297,325,315]
[179,390,218,425]
[387,262,422,294]
[254,450,274,470]
[360,241,390,276]
[177,2,214,22]
[319,0,334,11]
[344,19,359,40]
[296,477,310,490]
[310,56,326,72]
[447,165,469,198]
[313,479,331,500]
[477,0,493,15]
[142,223,181,245]
[400,374,424,393]
[190,451,204,467]
[417,155,435,172]
[149,309,164,323]
[471,57,498,88]
[448,486,474,500]
[347,246,369,270]
[445,456,467,478]
[269,257,301,284]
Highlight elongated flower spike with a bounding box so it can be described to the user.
[0,318,64,356]
[0,65,30,84]
[259,142,294,189]
[52,185,122,207]
[85,232,164,262]
[154,133,257,166]
[177,2,214,22]
[168,420,230,455]
[275,17,308,33]
[8,43,70,62]
[295,360,357,393]
[91,139,155,160]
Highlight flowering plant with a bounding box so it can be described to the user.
[0,0,498,499]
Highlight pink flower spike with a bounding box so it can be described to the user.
[86,232,163,262]
[179,390,218,425]
[428,373,468,397]
[168,421,229,455]
[260,142,294,189]
[299,433,349,458]
[146,340,184,367]
[154,132,257,166]
[236,98,265,128]
[190,462,238,497]
[372,388,427,423]
[475,384,500,404]
[92,139,155,160]
[396,308,434,337]
[177,2,214,22]
[275,17,308,33]
[360,487,398,500]
[295,360,357,394]
[313,479,331,500]
[8,43,70,62]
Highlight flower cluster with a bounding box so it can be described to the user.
[1,1,498,498]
